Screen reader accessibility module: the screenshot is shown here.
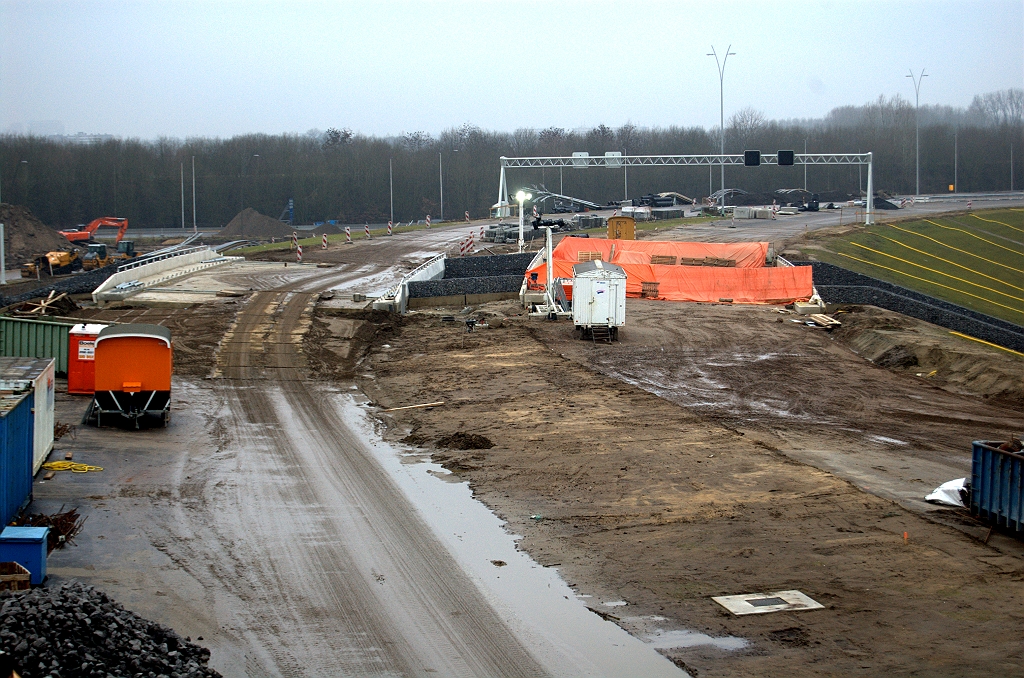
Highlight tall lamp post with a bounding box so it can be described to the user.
[906,68,927,196]
[707,45,735,209]
[439,152,444,222]
[516,189,532,253]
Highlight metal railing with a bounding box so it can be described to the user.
[378,252,446,302]
[117,245,210,272]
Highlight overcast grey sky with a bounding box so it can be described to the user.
[1,0,1021,139]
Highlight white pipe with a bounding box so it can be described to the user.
[518,196,525,253]
[545,226,553,295]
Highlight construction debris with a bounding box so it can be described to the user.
[8,507,86,553]
[383,401,445,412]
[8,290,78,317]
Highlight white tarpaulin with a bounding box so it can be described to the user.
[925,478,968,507]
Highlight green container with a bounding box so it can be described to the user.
[0,317,73,374]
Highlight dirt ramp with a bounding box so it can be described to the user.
[0,203,74,264]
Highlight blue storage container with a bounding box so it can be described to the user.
[0,526,49,585]
[0,392,34,527]
[971,441,1024,536]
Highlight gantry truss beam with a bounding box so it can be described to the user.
[499,153,872,168]
[496,152,875,224]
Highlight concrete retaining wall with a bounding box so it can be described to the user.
[408,275,523,299]
[802,261,1024,352]
[407,292,519,309]
[92,249,229,303]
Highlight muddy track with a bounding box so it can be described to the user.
[198,272,548,675]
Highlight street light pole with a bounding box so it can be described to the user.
[389,158,394,227]
[954,131,957,193]
[516,189,532,253]
[708,44,735,209]
[439,152,444,222]
[191,156,197,233]
[906,68,928,196]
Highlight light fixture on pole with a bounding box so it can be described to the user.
[707,44,735,209]
[516,189,532,253]
[906,68,927,196]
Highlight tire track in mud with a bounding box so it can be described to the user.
[195,266,549,675]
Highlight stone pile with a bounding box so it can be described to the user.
[0,581,221,678]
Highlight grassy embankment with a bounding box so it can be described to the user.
[804,208,1024,326]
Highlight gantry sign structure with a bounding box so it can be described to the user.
[495,152,875,225]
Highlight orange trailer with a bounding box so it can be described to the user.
[87,324,172,428]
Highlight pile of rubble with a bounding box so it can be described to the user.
[0,582,221,678]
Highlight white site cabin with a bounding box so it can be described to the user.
[571,260,626,341]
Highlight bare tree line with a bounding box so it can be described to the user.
[0,89,1020,229]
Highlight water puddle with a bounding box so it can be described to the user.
[336,394,688,677]
[868,434,909,446]
[644,629,748,651]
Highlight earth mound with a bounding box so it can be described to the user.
[221,208,295,238]
[0,203,74,265]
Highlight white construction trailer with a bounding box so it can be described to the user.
[571,260,626,342]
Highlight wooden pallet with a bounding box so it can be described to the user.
[0,562,31,591]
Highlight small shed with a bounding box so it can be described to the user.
[89,324,172,428]
[571,260,626,341]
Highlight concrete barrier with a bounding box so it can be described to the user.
[92,248,238,304]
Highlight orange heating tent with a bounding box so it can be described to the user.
[528,238,813,304]
[549,238,771,268]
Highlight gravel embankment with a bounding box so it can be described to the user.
[0,264,120,309]
[802,261,1024,352]
[0,582,221,678]
[408,253,534,299]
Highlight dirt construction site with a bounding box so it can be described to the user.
[16,199,1024,677]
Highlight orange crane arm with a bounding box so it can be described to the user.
[59,217,128,243]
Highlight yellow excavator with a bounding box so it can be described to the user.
[81,241,137,271]
[21,250,83,278]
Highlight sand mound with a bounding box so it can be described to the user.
[0,203,74,265]
[221,208,295,238]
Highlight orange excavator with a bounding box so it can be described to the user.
[59,217,129,243]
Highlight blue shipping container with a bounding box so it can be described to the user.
[971,441,1024,536]
[0,392,34,527]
